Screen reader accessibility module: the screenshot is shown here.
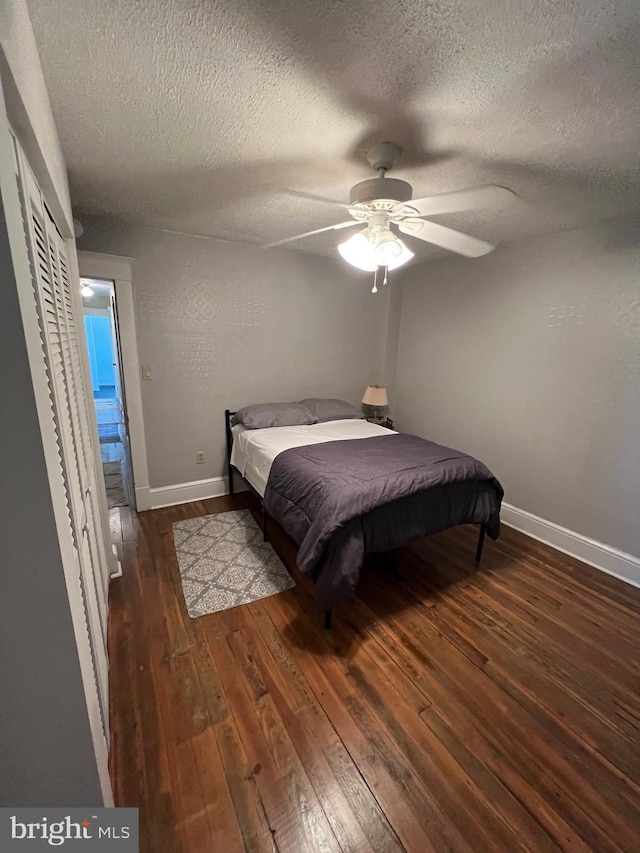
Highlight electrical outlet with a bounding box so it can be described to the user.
[196,451,205,464]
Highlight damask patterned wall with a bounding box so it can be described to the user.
[395,216,640,556]
[79,219,391,488]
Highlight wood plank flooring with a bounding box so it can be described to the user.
[108,494,640,852]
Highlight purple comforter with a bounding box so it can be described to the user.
[263,433,503,610]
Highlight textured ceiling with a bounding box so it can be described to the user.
[28,0,640,262]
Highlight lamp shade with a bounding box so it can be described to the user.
[385,239,414,271]
[362,385,388,407]
[373,230,403,266]
[337,231,378,271]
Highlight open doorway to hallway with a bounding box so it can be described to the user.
[81,277,133,509]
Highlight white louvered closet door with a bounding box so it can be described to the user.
[46,218,110,638]
[13,137,110,735]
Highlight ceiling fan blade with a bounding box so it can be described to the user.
[286,190,352,209]
[406,185,517,218]
[399,219,494,257]
[263,221,360,249]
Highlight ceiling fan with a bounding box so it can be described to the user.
[264,143,517,286]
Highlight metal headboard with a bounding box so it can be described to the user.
[225,408,269,543]
[224,409,236,496]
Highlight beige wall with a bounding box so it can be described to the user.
[78,218,392,488]
[395,216,640,557]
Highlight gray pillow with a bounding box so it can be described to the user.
[298,398,362,423]
[233,402,317,429]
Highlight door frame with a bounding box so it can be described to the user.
[78,251,151,511]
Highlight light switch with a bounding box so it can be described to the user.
[142,366,153,380]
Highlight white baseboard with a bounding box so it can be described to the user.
[134,485,152,512]
[501,502,640,588]
[148,475,247,509]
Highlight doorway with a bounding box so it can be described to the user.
[81,277,133,509]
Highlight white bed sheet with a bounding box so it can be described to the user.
[230,418,396,496]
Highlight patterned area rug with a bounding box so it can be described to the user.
[172,510,295,618]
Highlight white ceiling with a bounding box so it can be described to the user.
[28,0,640,262]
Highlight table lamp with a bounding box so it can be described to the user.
[362,385,388,422]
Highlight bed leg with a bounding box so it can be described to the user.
[475,523,487,562]
[324,610,332,630]
[381,552,404,582]
[262,505,268,542]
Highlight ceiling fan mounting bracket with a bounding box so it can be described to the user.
[366,142,402,173]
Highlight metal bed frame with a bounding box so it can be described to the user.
[224,408,487,630]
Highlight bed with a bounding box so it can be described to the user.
[225,408,503,626]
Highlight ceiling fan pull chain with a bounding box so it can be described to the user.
[383,266,388,286]
[371,267,378,293]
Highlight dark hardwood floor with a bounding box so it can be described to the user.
[108,495,640,852]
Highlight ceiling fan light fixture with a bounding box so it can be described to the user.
[384,238,414,271]
[373,229,403,266]
[338,229,414,272]
[338,231,378,271]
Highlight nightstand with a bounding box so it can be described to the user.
[367,417,395,430]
